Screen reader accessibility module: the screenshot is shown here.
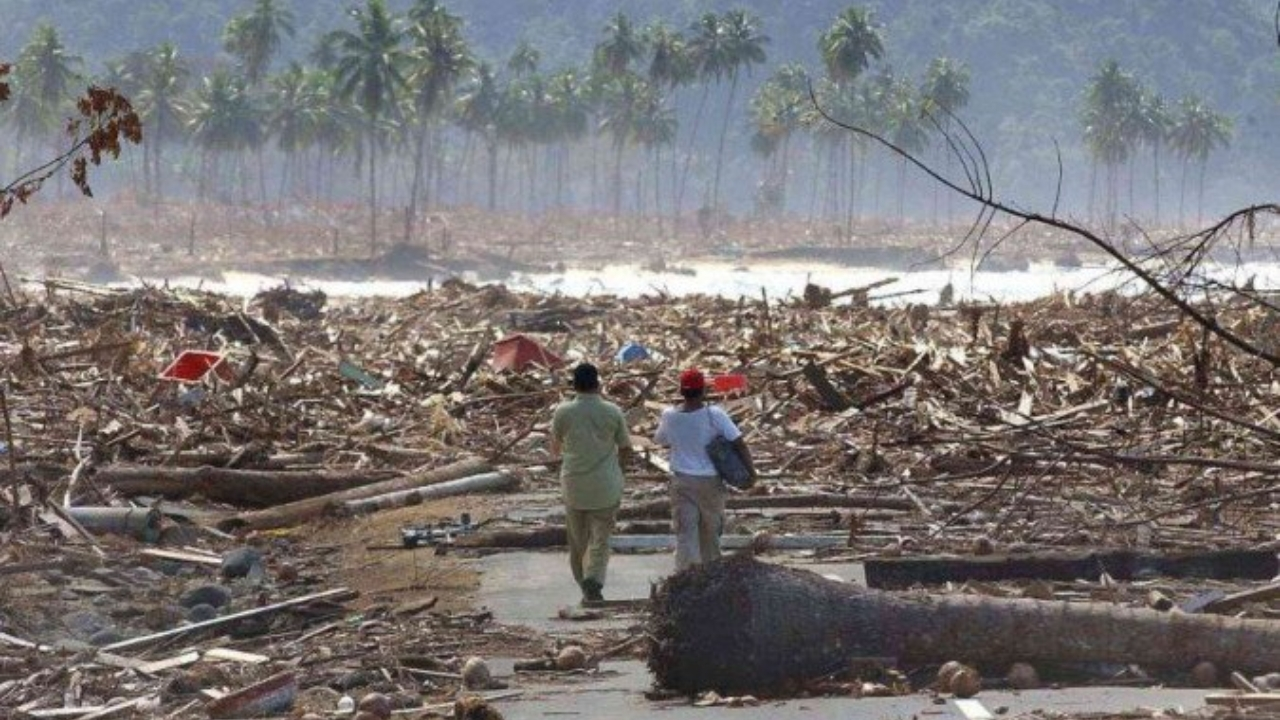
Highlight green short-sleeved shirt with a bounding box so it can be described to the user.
[552,394,630,510]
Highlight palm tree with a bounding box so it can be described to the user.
[268,62,325,199]
[632,89,676,229]
[597,71,650,218]
[1134,90,1172,225]
[1081,60,1142,228]
[186,69,264,201]
[644,22,694,224]
[819,7,883,87]
[325,0,409,254]
[137,42,189,201]
[455,62,503,211]
[818,7,883,235]
[9,24,82,173]
[506,41,540,79]
[919,57,969,223]
[750,64,807,215]
[222,0,297,86]
[404,0,473,238]
[596,12,645,78]
[707,10,767,216]
[884,76,927,223]
[1169,95,1232,225]
[545,68,589,209]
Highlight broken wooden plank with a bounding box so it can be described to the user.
[138,651,200,674]
[101,588,353,653]
[1200,581,1280,615]
[137,548,222,566]
[203,647,270,665]
[1204,693,1280,708]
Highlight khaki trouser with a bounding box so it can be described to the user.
[670,473,726,571]
[566,503,619,586]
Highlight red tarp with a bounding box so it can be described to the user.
[489,334,565,372]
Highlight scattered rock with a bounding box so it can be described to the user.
[221,547,264,579]
[1006,662,1040,690]
[949,666,982,698]
[179,584,232,609]
[1190,661,1218,687]
[295,686,342,715]
[142,604,186,630]
[356,692,393,720]
[454,695,504,720]
[555,646,587,671]
[187,603,219,623]
[63,610,112,640]
[461,657,492,690]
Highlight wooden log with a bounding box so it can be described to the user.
[801,362,851,411]
[101,588,353,653]
[619,493,916,520]
[1199,581,1280,615]
[221,458,490,531]
[863,549,1279,589]
[650,557,1280,695]
[99,465,399,507]
[339,471,516,516]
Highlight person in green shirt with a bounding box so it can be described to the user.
[551,363,631,603]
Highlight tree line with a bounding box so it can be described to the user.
[0,0,1238,253]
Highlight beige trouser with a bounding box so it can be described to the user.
[670,473,726,571]
[566,503,619,586]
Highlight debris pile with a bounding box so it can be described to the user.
[0,274,1277,715]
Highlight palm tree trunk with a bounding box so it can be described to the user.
[486,139,498,212]
[1152,141,1161,227]
[1178,159,1188,227]
[406,127,427,243]
[369,129,379,257]
[651,557,1280,696]
[677,83,713,219]
[613,140,624,219]
[1197,157,1207,224]
[711,72,740,213]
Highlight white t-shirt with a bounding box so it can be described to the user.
[654,405,742,477]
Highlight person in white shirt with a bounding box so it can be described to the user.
[653,368,756,570]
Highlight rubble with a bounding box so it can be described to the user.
[0,274,1276,716]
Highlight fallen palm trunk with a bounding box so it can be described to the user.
[649,556,1280,695]
[99,465,398,506]
[864,548,1280,589]
[220,458,490,531]
[340,471,517,516]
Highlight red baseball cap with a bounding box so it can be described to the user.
[679,367,706,391]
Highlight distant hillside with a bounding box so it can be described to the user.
[2,0,1278,217]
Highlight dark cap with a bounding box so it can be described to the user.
[572,362,600,391]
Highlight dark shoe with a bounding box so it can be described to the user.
[581,578,604,604]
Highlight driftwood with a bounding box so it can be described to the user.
[101,587,354,653]
[99,465,399,507]
[863,548,1280,589]
[221,458,490,531]
[618,493,917,520]
[340,471,516,516]
[649,556,1280,695]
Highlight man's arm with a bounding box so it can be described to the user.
[550,407,564,456]
[614,408,634,461]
